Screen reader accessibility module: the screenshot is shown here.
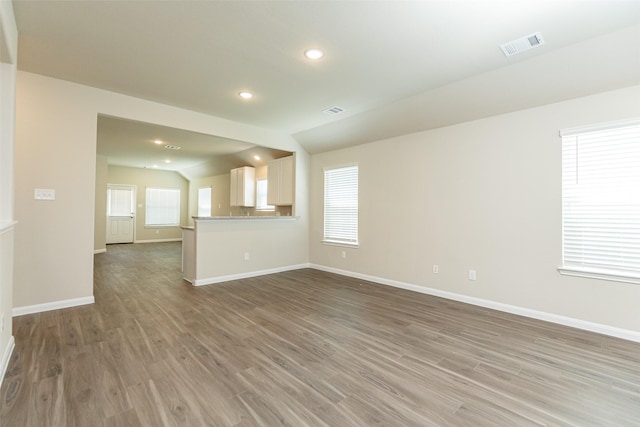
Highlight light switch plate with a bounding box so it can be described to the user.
[34,188,55,200]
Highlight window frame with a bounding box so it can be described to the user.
[558,118,640,285]
[145,187,181,227]
[322,164,359,247]
[255,179,275,212]
[197,186,212,217]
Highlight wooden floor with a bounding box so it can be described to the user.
[1,242,639,426]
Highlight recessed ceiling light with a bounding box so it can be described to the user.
[164,159,171,164]
[154,140,163,145]
[152,165,158,169]
[304,48,324,60]
[239,91,254,100]
[253,155,261,161]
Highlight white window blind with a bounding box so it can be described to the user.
[107,187,133,217]
[256,179,274,211]
[198,187,212,217]
[145,188,180,226]
[560,119,640,284]
[323,165,358,246]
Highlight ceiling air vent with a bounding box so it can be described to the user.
[323,106,346,116]
[164,144,182,150]
[500,32,544,57]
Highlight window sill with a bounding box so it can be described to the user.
[558,266,640,285]
[144,224,180,228]
[322,240,359,248]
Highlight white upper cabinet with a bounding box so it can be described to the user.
[267,156,294,206]
[230,166,256,207]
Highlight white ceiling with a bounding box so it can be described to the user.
[96,116,291,180]
[13,0,640,160]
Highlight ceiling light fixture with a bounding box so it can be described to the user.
[304,48,324,60]
[164,159,171,164]
[154,140,163,145]
[253,155,261,160]
[239,91,254,100]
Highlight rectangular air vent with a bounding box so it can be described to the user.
[164,144,182,150]
[500,32,544,57]
[323,106,346,116]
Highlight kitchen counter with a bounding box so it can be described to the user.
[192,215,299,221]
[182,215,302,285]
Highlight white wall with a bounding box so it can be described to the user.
[0,0,17,382]
[310,85,640,334]
[94,154,108,252]
[107,165,189,242]
[188,173,231,222]
[14,71,309,311]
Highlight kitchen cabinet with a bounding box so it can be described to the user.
[267,156,294,206]
[230,166,255,207]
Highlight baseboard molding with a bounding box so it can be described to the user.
[12,296,95,317]
[0,336,15,389]
[134,238,182,244]
[194,263,311,286]
[309,264,640,344]
[94,248,107,254]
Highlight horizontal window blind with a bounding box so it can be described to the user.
[561,120,640,280]
[324,165,358,245]
[146,188,180,226]
[197,187,212,217]
[256,179,274,211]
[107,187,133,217]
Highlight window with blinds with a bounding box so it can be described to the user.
[145,188,180,226]
[560,118,640,284]
[256,179,275,211]
[197,187,212,217]
[323,165,358,246]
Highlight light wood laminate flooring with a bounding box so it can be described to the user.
[1,242,639,426]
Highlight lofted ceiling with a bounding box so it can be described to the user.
[12,0,640,164]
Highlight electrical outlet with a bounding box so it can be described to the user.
[432,264,439,274]
[469,269,477,281]
[156,229,160,234]
[341,250,346,259]
[244,252,250,261]
[34,188,55,200]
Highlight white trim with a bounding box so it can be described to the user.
[322,240,359,248]
[558,266,640,285]
[0,220,17,235]
[0,336,15,390]
[559,117,640,137]
[94,248,107,254]
[12,296,95,317]
[134,238,182,244]
[194,263,311,286]
[309,264,640,344]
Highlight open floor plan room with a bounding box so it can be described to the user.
[1,243,638,426]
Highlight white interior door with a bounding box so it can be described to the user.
[106,184,135,244]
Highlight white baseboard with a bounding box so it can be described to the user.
[94,248,107,254]
[0,336,15,390]
[194,263,311,286]
[134,238,182,244]
[12,296,95,317]
[309,264,640,344]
